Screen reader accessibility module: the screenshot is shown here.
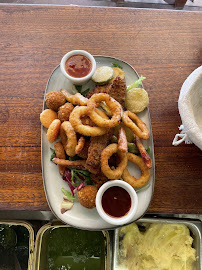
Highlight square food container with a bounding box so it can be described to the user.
[32,222,111,270]
[0,220,34,270]
[113,217,201,270]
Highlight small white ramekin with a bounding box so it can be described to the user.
[60,50,96,85]
[96,180,138,226]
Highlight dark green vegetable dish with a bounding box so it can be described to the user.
[39,227,106,270]
[0,224,29,270]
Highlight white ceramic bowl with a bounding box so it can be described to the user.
[173,65,202,150]
[60,50,96,85]
[96,180,138,226]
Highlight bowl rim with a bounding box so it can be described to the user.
[95,180,138,226]
[60,50,96,84]
[178,65,202,150]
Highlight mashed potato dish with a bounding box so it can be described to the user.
[118,223,196,270]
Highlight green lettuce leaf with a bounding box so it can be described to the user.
[127,75,146,91]
[61,188,75,202]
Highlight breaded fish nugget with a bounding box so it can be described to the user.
[40,109,58,128]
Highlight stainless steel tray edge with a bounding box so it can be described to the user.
[112,217,201,270]
[33,223,111,270]
[0,220,35,270]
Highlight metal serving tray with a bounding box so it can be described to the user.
[0,220,34,270]
[113,217,201,270]
[33,222,111,270]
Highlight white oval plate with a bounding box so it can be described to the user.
[41,56,155,230]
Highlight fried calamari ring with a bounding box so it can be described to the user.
[135,135,152,169]
[122,111,149,140]
[75,136,85,154]
[40,109,58,128]
[81,115,95,127]
[54,141,66,176]
[87,93,122,128]
[60,121,77,157]
[61,89,88,106]
[99,101,113,117]
[52,158,86,169]
[118,127,128,153]
[101,143,127,180]
[69,106,109,137]
[122,153,150,188]
[47,119,61,143]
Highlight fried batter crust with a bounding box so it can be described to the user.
[86,77,126,108]
[84,78,126,174]
[58,102,74,122]
[108,77,126,108]
[85,130,113,174]
[77,185,98,209]
[77,140,90,159]
[45,91,66,111]
[86,84,111,98]
[90,171,109,188]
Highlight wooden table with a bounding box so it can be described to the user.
[0,4,201,215]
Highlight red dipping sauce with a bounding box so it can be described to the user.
[65,54,92,78]
[101,186,131,218]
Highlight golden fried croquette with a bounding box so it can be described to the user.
[58,102,74,122]
[45,91,66,111]
[40,109,58,128]
[77,185,98,209]
[47,119,61,143]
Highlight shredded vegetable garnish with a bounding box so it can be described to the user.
[61,187,75,202]
[50,148,56,161]
[146,146,151,156]
[62,167,92,196]
[81,88,90,96]
[127,76,146,91]
[75,85,82,92]
[112,62,123,69]
[75,85,90,96]
[136,184,150,193]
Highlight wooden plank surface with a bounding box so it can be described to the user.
[0,5,202,213]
